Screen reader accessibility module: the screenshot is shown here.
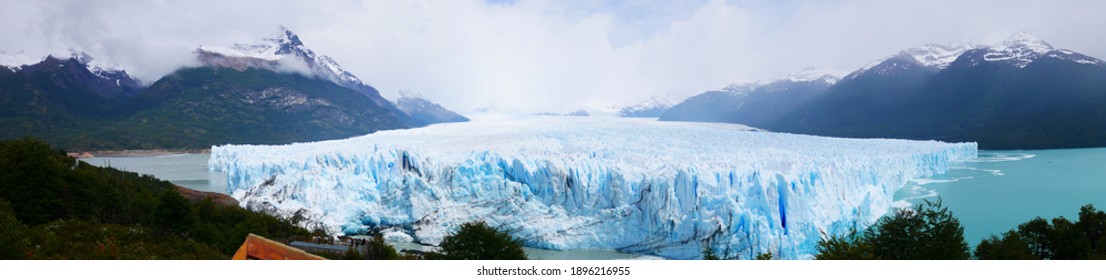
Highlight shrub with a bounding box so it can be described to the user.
[437,221,527,260]
[816,200,968,260]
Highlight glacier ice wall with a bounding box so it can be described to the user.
[210,117,976,259]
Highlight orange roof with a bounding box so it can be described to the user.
[232,233,327,260]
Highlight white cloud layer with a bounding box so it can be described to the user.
[2,0,1105,113]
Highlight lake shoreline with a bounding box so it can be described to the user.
[69,149,212,158]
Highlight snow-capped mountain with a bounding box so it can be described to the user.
[0,51,146,136]
[785,67,847,84]
[982,32,1054,68]
[197,27,352,82]
[716,67,843,95]
[847,32,1104,81]
[846,42,978,80]
[195,27,478,127]
[953,32,1104,69]
[720,80,769,95]
[196,27,391,107]
[618,96,672,118]
[660,67,841,127]
[1,51,142,89]
[0,51,40,71]
[70,52,145,90]
[774,32,1106,149]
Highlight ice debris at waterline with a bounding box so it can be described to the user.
[209,118,977,259]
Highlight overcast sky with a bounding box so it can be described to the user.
[2,0,1105,113]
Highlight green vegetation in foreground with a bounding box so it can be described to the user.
[815,198,1106,260]
[975,204,1106,259]
[426,221,528,260]
[701,244,774,260]
[0,138,309,259]
[816,200,970,260]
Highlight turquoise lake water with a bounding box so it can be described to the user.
[80,148,1106,256]
[80,154,228,194]
[894,148,1106,246]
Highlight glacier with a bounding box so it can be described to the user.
[209,117,977,259]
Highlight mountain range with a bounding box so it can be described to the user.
[660,67,842,128]
[0,28,467,150]
[618,96,673,118]
[662,32,1106,149]
[4,30,1103,150]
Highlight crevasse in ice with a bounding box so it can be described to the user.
[209,118,976,259]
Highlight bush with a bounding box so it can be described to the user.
[814,230,877,260]
[974,231,1034,260]
[755,252,773,260]
[816,200,969,260]
[0,200,32,259]
[0,138,310,259]
[701,244,720,260]
[436,221,527,260]
[364,234,399,260]
[154,191,196,234]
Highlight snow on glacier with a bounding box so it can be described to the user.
[209,117,977,259]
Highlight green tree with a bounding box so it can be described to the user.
[1077,205,1106,258]
[341,246,365,260]
[0,138,67,225]
[701,243,720,260]
[816,200,968,260]
[1047,217,1087,259]
[755,252,773,260]
[1016,217,1053,259]
[364,234,399,260]
[815,230,877,260]
[0,200,32,259]
[437,221,527,260]
[868,200,969,259]
[973,231,1034,260]
[154,190,195,234]
[0,139,311,259]
[975,205,1106,260]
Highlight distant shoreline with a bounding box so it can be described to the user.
[68,149,212,158]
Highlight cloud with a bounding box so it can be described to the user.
[2,0,1105,113]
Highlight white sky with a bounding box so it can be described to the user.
[2,0,1105,113]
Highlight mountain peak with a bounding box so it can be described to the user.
[982,32,1056,68]
[722,80,769,94]
[197,27,312,61]
[397,90,426,100]
[63,50,142,85]
[196,27,367,89]
[618,96,672,118]
[1000,31,1052,53]
[787,67,846,84]
[70,51,101,68]
[0,51,41,69]
[195,27,397,111]
[899,43,978,69]
[272,26,306,54]
[850,42,978,80]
